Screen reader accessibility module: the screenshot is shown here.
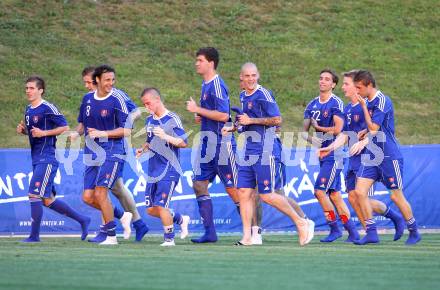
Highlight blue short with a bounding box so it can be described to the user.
[346,169,375,196]
[29,163,58,199]
[315,160,342,194]
[83,160,123,190]
[145,180,178,208]
[237,155,282,194]
[357,158,404,190]
[192,142,237,188]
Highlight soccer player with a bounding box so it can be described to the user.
[317,70,405,242]
[76,64,136,245]
[136,87,190,246]
[186,47,239,243]
[302,69,358,242]
[73,66,149,242]
[229,62,312,246]
[352,70,421,245]
[16,75,90,242]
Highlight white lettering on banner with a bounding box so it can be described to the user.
[132,175,147,197]
[0,175,13,196]
[13,173,27,190]
[0,170,61,198]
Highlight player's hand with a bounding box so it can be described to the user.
[186,97,199,114]
[30,126,46,138]
[221,125,235,136]
[357,95,367,107]
[16,121,26,134]
[135,148,144,158]
[87,128,106,139]
[311,136,323,148]
[349,137,369,156]
[152,126,167,140]
[357,129,368,140]
[69,131,80,142]
[237,113,251,125]
[194,113,201,124]
[316,147,331,159]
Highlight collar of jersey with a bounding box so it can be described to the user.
[369,90,381,102]
[244,84,261,97]
[317,93,335,104]
[30,99,44,109]
[152,109,169,120]
[204,74,218,84]
[94,90,112,101]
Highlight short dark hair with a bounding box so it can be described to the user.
[92,64,115,85]
[26,75,45,95]
[196,47,219,69]
[343,69,360,80]
[82,66,95,77]
[353,70,376,88]
[320,68,339,85]
[140,87,162,100]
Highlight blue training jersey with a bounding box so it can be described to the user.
[365,90,402,160]
[78,90,129,162]
[343,102,367,171]
[199,74,235,145]
[304,94,345,161]
[145,111,187,181]
[24,100,68,165]
[112,87,137,113]
[240,85,281,157]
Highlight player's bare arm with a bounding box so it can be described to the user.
[16,120,27,135]
[152,127,187,148]
[311,115,343,136]
[30,125,69,138]
[357,95,380,134]
[301,118,323,147]
[238,113,281,126]
[87,127,131,139]
[136,142,150,158]
[186,97,229,122]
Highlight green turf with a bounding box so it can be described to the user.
[1,234,439,290]
[0,0,439,148]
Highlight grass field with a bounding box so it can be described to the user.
[1,234,439,290]
[1,0,439,148]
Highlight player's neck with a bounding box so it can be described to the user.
[153,105,168,119]
[203,70,217,82]
[319,91,332,102]
[30,97,43,108]
[368,88,378,101]
[96,88,110,98]
[245,84,259,96]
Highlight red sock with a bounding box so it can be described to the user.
[325,210,336,221]
[340,214,349,224]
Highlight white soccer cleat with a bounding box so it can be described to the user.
[251,226,263,245]
[160,239,175,247]
[120,212,133,240]
[305,218,315,245]
[297,219,310,246]
[99,235,118,245]
[180,215,190,239]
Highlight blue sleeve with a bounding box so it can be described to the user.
[342,112,349,132]
[77,102,84,123]
[260,99,281,118]
[304,102,312,119]
[371,98,391,127]
[45,105,67,127]
[114,99,129,128]
[331,101,345,119]
[214,85,230,114]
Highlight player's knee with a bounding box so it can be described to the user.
[259,193,274,204]
[348,191,357,206]
[28,194,41,202]
[42,197,54,207]
[146,207,155,216]
[82,191,94,205]
[192,181,208,196]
